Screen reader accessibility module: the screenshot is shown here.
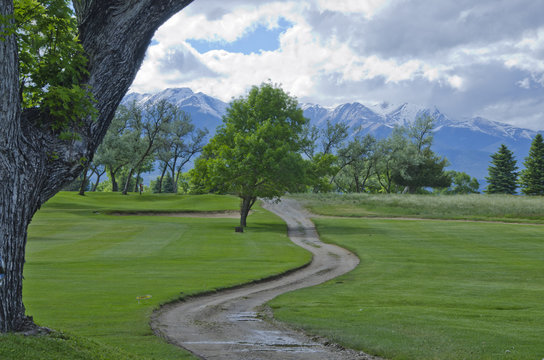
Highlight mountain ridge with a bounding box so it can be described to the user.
[124,88,542,184]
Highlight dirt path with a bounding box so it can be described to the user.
[151,198,380,360]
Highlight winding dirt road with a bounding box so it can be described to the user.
[151,198,380,360]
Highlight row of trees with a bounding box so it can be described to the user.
[74,99,207,195]
[308,115,457,195]
[187,83,544,227]
[188,83,476,227]
[77,85,479,205]
[485,134,544,195]
[76,86,544,204]
[66,83,542,223]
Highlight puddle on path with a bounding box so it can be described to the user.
[227,311,263,322]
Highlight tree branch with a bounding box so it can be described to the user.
[32,0,194,203]
[76,0,194,148]
[0,0,19,148]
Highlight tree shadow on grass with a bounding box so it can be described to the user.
[243,222,286,236]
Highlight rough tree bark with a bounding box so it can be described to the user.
[240,196,257,228]
[157,163,168,193]
[0,0,194,332]
[90,165,106,191]
[78,166,91,196]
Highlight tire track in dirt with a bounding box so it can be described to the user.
[151,198,381,360]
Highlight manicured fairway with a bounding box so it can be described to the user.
[269,217,544,359]
[1,192,311,360]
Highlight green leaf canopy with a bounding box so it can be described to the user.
[193,83,309,200]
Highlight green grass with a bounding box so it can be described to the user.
[269,216,544,359]
[0,332,136,360]
[1,192,311,360]
[292,193,544,223]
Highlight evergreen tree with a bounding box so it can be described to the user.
[519,133,544,195]
[485,144,518,194]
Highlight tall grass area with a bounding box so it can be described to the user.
[270,196,544,359]
[1,192,311,360]
[292,193,544,223]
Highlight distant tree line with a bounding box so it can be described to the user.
[71,86,543,200]
[68,99,207,195]
[296,114,476,195]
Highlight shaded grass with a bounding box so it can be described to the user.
[291,193,544,223]
[270,217,544,359]
[0,332,136,360]
[7,192,311,360]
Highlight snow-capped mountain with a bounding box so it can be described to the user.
[124,88,228,132]
[123,88,542,184]
[301,101,540,182]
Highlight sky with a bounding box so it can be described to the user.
[131,0,544,131]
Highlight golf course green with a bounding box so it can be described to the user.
[270,194,544,359]
[1,192,311,360]
[2,192,543,360]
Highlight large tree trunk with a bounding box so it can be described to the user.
[170,167,177,194]
[122,168,135,195]
[240,196,257,228]
[133,169,142,193]
[157,163,167,193]
[0,0,194,332]
[0,0,30,332]
[109,166,119,192]
[78,166,91,196]
[92,173,101,192]
[91,166,106,191]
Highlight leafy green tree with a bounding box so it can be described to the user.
[191,83,309,227]
[155,109,208,193]
[334,134,377,193]
[374,131,407,193]
[14,0,96,139]
[485,144,518,194]
[392,115,451,193]
[301,119,348,192]
[1,0,195,332]
[392,149,451,192]
[519,134,544,195]
[121,100,174,195]
[95,104,142,192]
[306,153,338,193]
[89,161,107,192]
[439,171,479,194]
[62,171,90,192]
[302,119,348,158]
[95,105,141,191]
[152,172,175,193]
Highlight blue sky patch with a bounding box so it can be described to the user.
[187,18,292,55]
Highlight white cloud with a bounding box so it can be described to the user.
[479,98,544,131]
[156,1,302,44]
[518,78,531,89]
[131,0,544,130]
[316,0,388,18]
[447,75,464,90]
